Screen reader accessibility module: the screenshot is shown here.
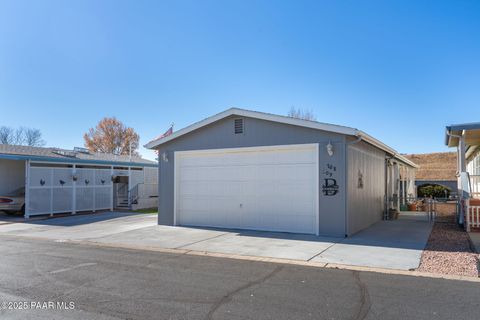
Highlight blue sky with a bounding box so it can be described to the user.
[1,0,479,160]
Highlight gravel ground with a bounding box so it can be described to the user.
[418,222,479,277]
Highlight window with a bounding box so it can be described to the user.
[234,118,244,134]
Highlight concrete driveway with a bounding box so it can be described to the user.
[0,211,433,270]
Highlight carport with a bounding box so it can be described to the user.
[0,145,158,218]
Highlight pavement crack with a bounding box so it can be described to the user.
[205,265,284,320]
[352,271,371,320]
[175,232,229,249]
[307,241,339,261]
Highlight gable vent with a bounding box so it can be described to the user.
[234,118,244,134]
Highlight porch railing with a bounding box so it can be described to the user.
[470,175,480,199]
[386,196,438,222]
[468,205,480,229]
[466,197,480,231]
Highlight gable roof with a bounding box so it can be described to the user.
[145,108,418,168]
[403,152,457,181]
[0,144,156,167]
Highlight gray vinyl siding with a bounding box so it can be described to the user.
[157,115,348,237]
[346,141,386,235]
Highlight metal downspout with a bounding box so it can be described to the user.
[445,129,466,226]
[384,154,396,220]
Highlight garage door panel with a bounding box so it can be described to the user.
[175,144,319,235]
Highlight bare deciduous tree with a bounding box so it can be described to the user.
[84,117,140,156]
[287,107,317,121]
[24,128,45,147]
[13,127,25,145]
[0,126,14,144]
[0,126,45,146]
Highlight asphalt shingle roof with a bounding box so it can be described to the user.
[0,144,156,166]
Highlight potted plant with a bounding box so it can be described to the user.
[388,208,398,220]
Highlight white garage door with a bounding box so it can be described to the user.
[175,144,319,235]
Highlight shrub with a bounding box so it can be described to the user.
[417,184,451,198]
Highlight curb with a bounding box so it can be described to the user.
[1,233,479,283]
[69,239,480,283]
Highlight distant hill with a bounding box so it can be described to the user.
[403,152,457,181]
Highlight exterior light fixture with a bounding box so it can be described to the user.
[326,142,334,156]
[162,152,169,162]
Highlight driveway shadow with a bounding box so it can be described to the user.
[0,211,144,227]
[176,212,434,251]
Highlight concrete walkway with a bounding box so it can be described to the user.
[311,213,434,269]
[0,211,433,270]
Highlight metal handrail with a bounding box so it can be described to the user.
[116,183,128,197]
[129,183,140,205]
[386,196,439,222]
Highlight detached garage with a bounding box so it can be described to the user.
[146,108,417,237]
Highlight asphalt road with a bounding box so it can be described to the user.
[0,235,478,320]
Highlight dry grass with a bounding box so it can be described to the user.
[418,222,479,277]
[403,152,457,181]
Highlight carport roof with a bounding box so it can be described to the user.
[0,144,157,167]
[145,108,418,168]
[445,122,480,148]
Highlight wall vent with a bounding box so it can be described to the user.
[234,118,244,134]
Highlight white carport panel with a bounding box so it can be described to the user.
[175,144,319,235]
[130,169,144,188]
[27,165,114,216]
[94,169,112,210]
[75,187,94,211]
[28,167,53,215]
[75,168,95,212]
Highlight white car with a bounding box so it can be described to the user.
[0,187,25,215]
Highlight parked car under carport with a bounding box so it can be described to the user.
[0,186,25,215]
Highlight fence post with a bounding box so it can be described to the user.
[110,166,114,212]
[466,199,471,232]
[24,160,30,220]
[92,170,96,213]
[50,169,54,217]
[72,164,76,215]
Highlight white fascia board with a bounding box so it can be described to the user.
[144,107,357,149]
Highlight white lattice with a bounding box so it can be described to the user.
[76,168,94,187]
[130,170,144,187]
[28,166,115,216]
[95,186,111,210]
[75,187,94,212]
[144,167,158,185]
[95,169,112,186]
[29,188,51,214]
[30,167,52,187]
[53,168,73,187]
[53,188,73,212]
